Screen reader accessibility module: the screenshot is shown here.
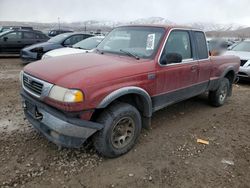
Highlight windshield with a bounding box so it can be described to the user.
[231,41,250,52]
[73,36,104,50]
[48,33,72,43]
[96,26,165,58]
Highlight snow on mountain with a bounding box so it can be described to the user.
[0,17,245,32]
[130,17,175,25]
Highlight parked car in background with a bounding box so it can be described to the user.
[0,26,33,33]
[224,40,250,80]
[0,29,49,54]
[42,36,104,59]
[208,39,233,55]
[48,29,73,37]
[20,33,93,63]
[20,25,240,158]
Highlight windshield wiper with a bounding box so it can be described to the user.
[96,48,104,54]
[120,49,140,60]
[73,46,88,50]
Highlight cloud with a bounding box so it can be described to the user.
[0,0,250,25]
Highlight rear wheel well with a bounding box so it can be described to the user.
[224,70,235,96]
[224,70,235,84]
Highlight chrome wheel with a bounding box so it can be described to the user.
[111,117,135,149]
[219,85,227,102]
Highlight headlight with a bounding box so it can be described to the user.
[41,54,51,60]
[49,85,84,103]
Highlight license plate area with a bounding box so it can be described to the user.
[24,100,43,120]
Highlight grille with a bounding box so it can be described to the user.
[240,60,248,67]
[23,74,43,96]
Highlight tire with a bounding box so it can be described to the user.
[93,102,142,158]
[209,78,230,107]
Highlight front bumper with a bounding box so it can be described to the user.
[21,90,103,148]
[238,66,250,80]
[20,50,39,63]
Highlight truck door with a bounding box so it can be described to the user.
[193,31,211,91]
[154,30,199,110]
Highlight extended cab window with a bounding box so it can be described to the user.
[161,30,192,62]
[194,31,208,59]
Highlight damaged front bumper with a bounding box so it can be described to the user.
[21,90,103,148]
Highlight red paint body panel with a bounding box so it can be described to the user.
[23,26,240,119]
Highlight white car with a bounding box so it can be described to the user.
[224,40,250,80]
[42,36,105,59]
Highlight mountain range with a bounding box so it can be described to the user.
[0,17,249,37]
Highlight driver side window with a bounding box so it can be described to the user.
[4,32,22,40]
[161,30,192,62]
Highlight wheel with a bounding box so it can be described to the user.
[209,78,230,107]
[93,102,142,158]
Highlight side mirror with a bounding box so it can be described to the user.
[3,37,8,41]
[161,53,182,65]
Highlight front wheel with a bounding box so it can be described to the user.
[93,102,142,158]
[209,78,230,107]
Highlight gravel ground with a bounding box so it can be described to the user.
[0,58,249,188]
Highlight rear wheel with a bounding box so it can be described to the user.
[209,78,230,107]
[93,102,141,158]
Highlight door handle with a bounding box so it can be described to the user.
[17,41,21,43]
[191,65,198,71]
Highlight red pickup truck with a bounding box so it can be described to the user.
[20,25,240,158]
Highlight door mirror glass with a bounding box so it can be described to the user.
[161,53,182,65]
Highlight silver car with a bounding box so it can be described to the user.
[225,40,250,80]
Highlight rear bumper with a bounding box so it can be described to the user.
[21,90,103,148]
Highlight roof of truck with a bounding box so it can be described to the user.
[117,24,197,30]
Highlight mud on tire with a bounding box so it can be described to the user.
[93,102,142,158]
[209,77,230,107]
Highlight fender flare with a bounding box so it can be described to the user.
[97,86,153,117]
[208,67,236,91]
[221,66,236,80]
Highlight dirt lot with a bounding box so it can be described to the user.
[0,58,249,188]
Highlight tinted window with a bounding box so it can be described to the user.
[162,30,192,60]
[23,32,35,39]
[64,35,85,45]
[194,31,208,59]
[4,31,22,39]
[37,33,47,39]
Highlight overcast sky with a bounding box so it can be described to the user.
[0,0,250,25]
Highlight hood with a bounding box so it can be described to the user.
[224,50,250,60]
[44,47,88,58]
[23,42,62,51]
[24,53,153,88]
